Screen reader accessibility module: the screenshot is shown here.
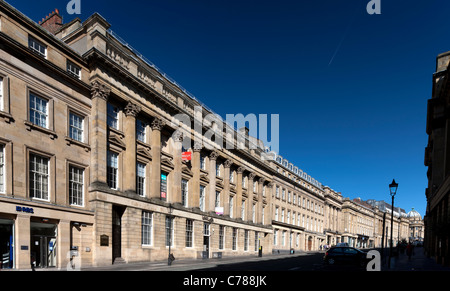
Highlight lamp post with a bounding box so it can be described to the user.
[168,204,174,266]
[388,179,398,269]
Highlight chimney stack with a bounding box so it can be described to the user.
[39,9,62,34]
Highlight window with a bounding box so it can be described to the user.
[181,179,188,207]
[107,151,118,189]
[232,228,237,250]
[165,216,173,247]
[219,226,225,250]
[230,171,234,183]
[69,165,84,206]
[215,191,220,208]
[28,36,46,57]
[244,230,249,251]
[252,203,256,223]
[255,231,259,251]
[29,93,48,128]
[67,60,81,79]
[136,119,146,143]
[69,112,84,142]
[200,155,205,170]
[216,164,221,177]
[199,185,205,211]
[185,219,193,247]
[229,196,234,218]
[107,103,119,129]
[273,230,278,245]
[241,199,245,220]
[276,186,279,198]
[262,207,265,224]
[136,162,146,196]
[29,154,49,200]
[0,145,4,193]
[253,180,257,192]
[142,211,152,245]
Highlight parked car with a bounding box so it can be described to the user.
[336,242,349,247]
[323,247,369,267]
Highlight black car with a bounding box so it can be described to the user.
[323,246,368,267]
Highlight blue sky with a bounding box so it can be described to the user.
[8,0,449,217]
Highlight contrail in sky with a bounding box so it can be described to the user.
[328,22,352,66]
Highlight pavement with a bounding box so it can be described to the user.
[385,246,450,272]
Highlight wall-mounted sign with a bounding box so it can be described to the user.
[16,206,34,214]
[161,172,167,200]
[182,152,191,161]
[100,235,109,246]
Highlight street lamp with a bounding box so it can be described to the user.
[388,179,398,269]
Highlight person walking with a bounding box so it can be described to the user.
[406,242,414,260]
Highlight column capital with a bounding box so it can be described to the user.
[193,141,203,152]
[91,80,110,100]
[151,118,165,131]
[224,159,233,168]
[124,101,142,117]
[237,166,245,174]
[209,150,219,161]
[249,172,256,180]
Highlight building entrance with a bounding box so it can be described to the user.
[30,222,57,268]
[0,219,14,269]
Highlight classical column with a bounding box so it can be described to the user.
[90,81,110,186]
[223,159,233,216]
[171,130,183,204]
[247,172,256,221]
[257,178,265,224]
[191,142,202,208]
[150,118,164,199]
[236,167,244,219]
[265,182,274,225]
[123,101,141,193]
[208,151,218,212]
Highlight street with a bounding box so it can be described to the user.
[194,252,367,272]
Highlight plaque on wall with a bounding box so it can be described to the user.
[100,234,109,246]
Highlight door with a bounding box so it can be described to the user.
[203,223,210,258]
[31,236,56,268]
[308,236,312,251]
[203,236,209,258]
[30,222,57,268]
[112,206,125,263]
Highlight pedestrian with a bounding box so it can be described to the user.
[406,242,414,260]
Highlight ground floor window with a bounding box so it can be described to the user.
[142,211,152,245]
[185,219,193,247]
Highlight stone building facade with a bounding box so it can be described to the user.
[0,1,424,269]
[424,50,450,266]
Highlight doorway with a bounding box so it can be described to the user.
[30,222,57,268]
[112,205,125,263]
[0,219,14,269]
[203,223,210,259]
[308,236,313,251]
